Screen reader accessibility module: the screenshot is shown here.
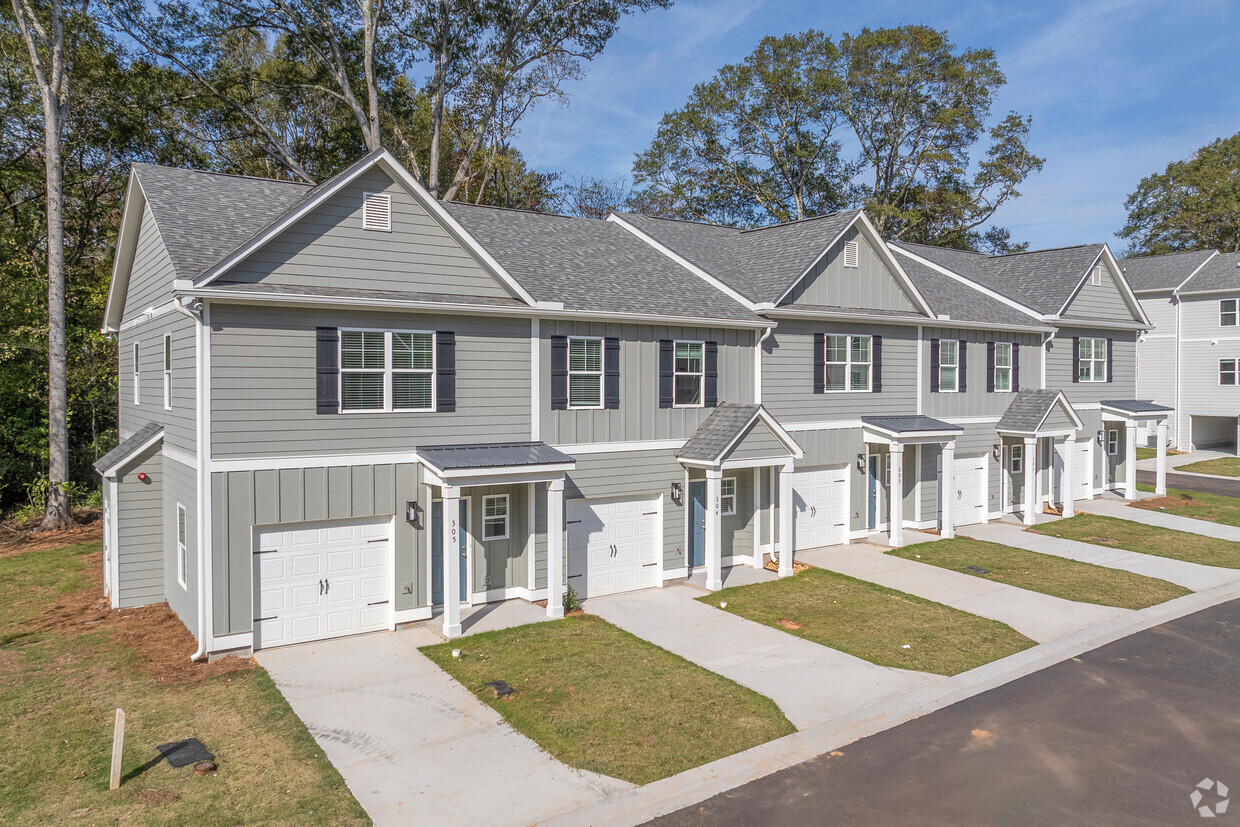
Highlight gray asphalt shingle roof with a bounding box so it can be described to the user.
[861,415,962,435]
[891,250,1050,329]
[676,403,762,462]
[996,389,1067,433]
[442,203,764,323]
[416,441,575,472]
[205,281,527,309]
[1179,252,1240,294]
[94,422,163,475]
[1117,250,1217,293]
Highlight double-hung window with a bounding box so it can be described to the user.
[132,342,140,405]
[1221,359,1238,386]
[483,495,508,540]
[1079,338,1107,382]
[163,334,173,410]
[568,337,603,409]
[1010,444,1023,474]
[1222,300,1238,327]
[340,329,434,412]
[720,478,737,516]
[939,340,960,392]
[1107,429,1119,456]
[176,504,188,588]
[824,334,872,392]
[994,342,1013,392]
[674,341,704,407]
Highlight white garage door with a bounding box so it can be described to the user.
[567,497,659,598]
[793,467,849,550]
[951,455,988,527]
[1054,441,1092,502]
[253,517,390,649]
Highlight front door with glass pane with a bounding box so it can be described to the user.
[431,499,469,604]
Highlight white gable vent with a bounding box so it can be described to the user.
[1091,264,1102,285]
[843,240,859,268]
[362,192,392,232]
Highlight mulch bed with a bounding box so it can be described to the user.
[763,558,813,575]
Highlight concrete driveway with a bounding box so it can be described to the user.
[255,629,630,827]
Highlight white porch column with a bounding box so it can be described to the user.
[546,478,565,619]
[1062,436,1076,518]
[1156,421,1168,496]
[441,484,463,638]
[705,468,723,591]
[1125,423,1138,500]
[940,441,955,539]
[1023,436,1037,525]
[752,467,764,570]
[778,461,794,577]
[889,444,905,547]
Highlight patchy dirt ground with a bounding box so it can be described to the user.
[0,514,104,557]
[1132,492,1220,520]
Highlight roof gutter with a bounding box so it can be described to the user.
[760,306,1052,334]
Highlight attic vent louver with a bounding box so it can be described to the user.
[362,192,392,231]
[1091,264,1102,286]
[843,240,859,268]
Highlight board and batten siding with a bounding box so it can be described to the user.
[118,311,198,455]
[792,426,870,534]
[220,168,515,300]
[209,303,531,458]
[686,467,756,560]
[1046,327,1138,403]
[542,320,755,445]
[122,203,176,321]
[762,321,918,422]
[1062,263,1140,323]
[784,225,918,312]
[921,328,1043,420]
[115,445,165,608]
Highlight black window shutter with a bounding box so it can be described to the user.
[1106,337,1114,383]
[1012,344,1021,391]
[316,327,339,414]
[603,337,620,409]
[957,339,968,393]
[550,335,568,410]
[1072,337,1080,383]
[704,341,719,407]
[658,340,674,408]
[872,335,883,392]
[436,331,456,412]
[986,341,996,393]
[813,333,825,394]
[930,338,940,393]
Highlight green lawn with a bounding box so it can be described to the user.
[0,540,368,825]
[1136,447,1157,461]
[889,538,1189,608]
[1136,484,1240,527]
[1174,457,1240,477]
[421,614,794,785]
[1031,513,1240,569]
[696,568,1035,677]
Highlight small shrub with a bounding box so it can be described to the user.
[562,585,582,614]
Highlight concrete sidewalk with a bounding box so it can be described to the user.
[796,543,1128,643]
[1136,448,1232,472]
[585,586,937,729]
[959,520,1240,592]
[1074,494,1240,542]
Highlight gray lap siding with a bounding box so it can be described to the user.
[115,447,165,608]
[920,328,1043,420]
[162,455,199,633]
[117,311,198,455]
[1048,326,1138,403]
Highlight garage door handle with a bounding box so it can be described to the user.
[325,579,329,594]
[567,520,582,524]
[367,538,387,543]
[253,549,277,555]
[642,563,657,567]
[319,579,323,595]
[367,600,389,607]
[643,511,658,515]
[254,616,277,622]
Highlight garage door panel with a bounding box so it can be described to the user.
[568,498,659,598]
[794,467,849,550]
[951,457,987,527]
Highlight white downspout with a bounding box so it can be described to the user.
[1041,329,1056,389]
[755,326,772,405]
[176,298,210,662]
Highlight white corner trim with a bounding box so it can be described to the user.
[530,317,541,441]
[162,444,197,469]
[209,450,418,473]
[209,631,254,652]
[393,606,434,625]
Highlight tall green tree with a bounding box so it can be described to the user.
[1119,132,1240,256]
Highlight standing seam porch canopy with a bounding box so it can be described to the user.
[861,416,963,546]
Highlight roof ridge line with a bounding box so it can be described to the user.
[134,163,314,187]
[737,209,858,234]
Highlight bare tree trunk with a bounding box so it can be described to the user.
[427,1,449,198]
[362,0,382,148]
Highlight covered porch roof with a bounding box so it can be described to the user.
[996,389,1083,438]
[416,441,575,487]
[676,402,803,470]
[1101,400,1174,423]
[862,415,962,445]
[94,422,164,478]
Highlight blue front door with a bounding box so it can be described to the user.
[867,456,879,530]
[431,500,468,604]
[689,481,706,568]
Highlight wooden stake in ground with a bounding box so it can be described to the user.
[109,708,125,790]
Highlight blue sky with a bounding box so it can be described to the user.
[513,0,1240,253]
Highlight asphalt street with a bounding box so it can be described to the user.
[1139,468,1240,499]
[650,598,1240,826]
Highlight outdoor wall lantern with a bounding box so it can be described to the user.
[992,444,1002,462]
[1096,430,1104,446]
[856,453,866,473]
[671,482,683,506]
[405,500,420,527]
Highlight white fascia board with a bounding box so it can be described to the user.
[1173,250,1221,293]
[888,244,1044,321]
[1033,392,1085,432]
[97,428,165,478]
[762,305,1051,334]
[605,213,759,311]
[1051,318,1149,332]
[1176,287,1240,298]
[103,173,146,333]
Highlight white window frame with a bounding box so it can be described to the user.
[823,333,873,393]
[843,240,859,268]
[720,477,737,516]
[176,503,188,589]
[673,340,705,408]
[339,328,436,413]
[567,336,604,410]
[482,494,509,541]
[1091,264,1102,286]
[163,333,173,411]
[1010,444,1023,474]
[1079,337,1107,383]
[1221,299,1238,327]
[939,339,960,393]
[1221,359,1238,386]
[132,341,140,405]
[362,191,392,232]
[994,342,1013,393]
[1107,429,1119,456]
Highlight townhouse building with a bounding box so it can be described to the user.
[95,150,1171,658]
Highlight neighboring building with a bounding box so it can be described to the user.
[1122,250,1240,453]
[96,149,1171,658]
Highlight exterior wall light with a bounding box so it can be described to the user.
[671,482,683,506]
[857,453,866,473]
[1096,430,1104,446]
[992,444,1002,462]
[406,500,420,526]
